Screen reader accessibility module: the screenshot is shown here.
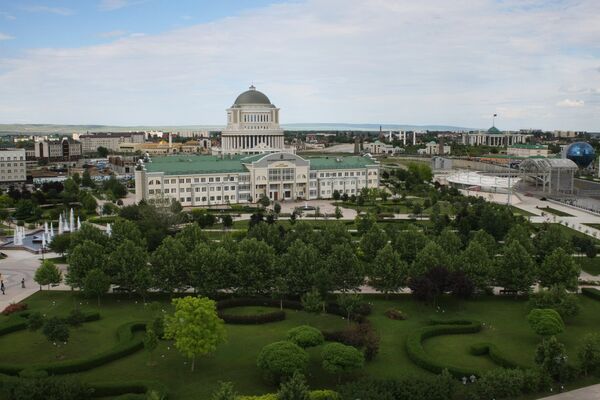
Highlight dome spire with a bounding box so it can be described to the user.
[249,84,256,90]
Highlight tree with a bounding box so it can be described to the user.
[273,202,281,215]
[170,199,183,214]
[411,241,449,278]
[435,228,462,256]
[259,194,270,208]
[334,205,343,220]
[470,229,497,257]
[321,342,364,381]
[211,382,237,400]
[326,243,364,292]
[527,308,564,337]
[538,248,580,291]
[133,265,153,303]
[144,329,159,366]
[221,214,233,229]
[281,240,320,296]
[256,341,309,382]
[337,293,363,324]
[42,317,69,357]
[332,190,341,201]
[371,244,408,297]
[190,243,234,297]
[79,192,97,214]
[109,240,148,290]
[456,241,493,292]
[278,371,310,400]
[393,226,428,263]
[535,336,568,380]
[234,238,277,296]
[97,146,109,157]
[355,213,376,236]
[360,224,388,261]
[301,288,323,314]
[82,169,95,188]
[164,296,226,372]
[34,260,62,290]
[534,224,573,260]
[150,236,190,294]
[494,240,537,293]
[504,224,534,254]
[82,268,111,306]
[66,240,107,289]
[578,333,600,376]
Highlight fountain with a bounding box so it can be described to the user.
[69,208,75,234]
[77,216,81,231]
[58,214,64,234]
[106,223,112,237]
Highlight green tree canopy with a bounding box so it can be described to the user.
[66,240,107,288]
[150,236,190,293]
[34,260,62,290]
[82,268,111,306]
[494,240,537,293]
[256,341,309,382]
[321,342,365,379]
[164,296,226,372]
[234,238,277,296]
[527,308,565,337]
[371,243,408,296]
[539,247,580,291]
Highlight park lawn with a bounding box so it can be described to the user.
[3,292,600,399]
[537,206,574,217]
[577,257,600,276]
[509,206,536,217]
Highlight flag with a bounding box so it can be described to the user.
[493,114,497,117]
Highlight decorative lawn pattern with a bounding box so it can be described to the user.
[2,292,600,399]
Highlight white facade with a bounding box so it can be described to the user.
[79,132,145,153]
[214,86,294,156]
[34,138,82,160]
[507,144,549,158]
[0,149,27,183]
[461,127,532,147]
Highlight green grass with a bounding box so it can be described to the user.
[537,206,574,217]
[509,206,536,217]
[3,292,600,399]
[577,257,600,276]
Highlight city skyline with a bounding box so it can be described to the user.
[0,0,599,131]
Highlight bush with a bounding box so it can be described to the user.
[256,341,309,382]
[528,286,579,319]
[1,303,27,315]
[405,320,483,377]
[384,308,406,320]
[309,390,340,400]
[323,322,379,361]
[468,368,549,400]
[468,343,521,369]
[217,298,303,311]
[321,343,365,377]
[582,287,600,301]
[287,325,324,348]
[527,309,564,337]
[338,375,454,400]
[0,376,94,400]
[67,309,86,327]
[219,310,285,325]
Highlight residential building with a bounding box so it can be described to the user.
[418,141,451,155]
[0,148,27,184]
[34,137,82,161]
[79,132,145,153]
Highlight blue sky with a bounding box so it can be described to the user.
[0,0,599,130]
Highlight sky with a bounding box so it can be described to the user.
[0,0,599,131]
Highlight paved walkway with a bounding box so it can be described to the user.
[538,384,600,400]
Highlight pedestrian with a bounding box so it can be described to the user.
[1,280,5,295]
[21,278,25,289]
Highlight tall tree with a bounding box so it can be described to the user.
[360,224,388,261]
[190,243,235,296]
[234,238,277,295]
[67,240,107,288]
[82,268,111,306]
[370,243,408,297]
[393,226,429,263]
[538,247,580,291]
[164,296,226,372]
[281,240,321,296]
[456,241,493,292]
[34,260,62,290]
[109,240,148,289]
[150,236,190,294]
[494,240,537,293]
[411,241,450,278]
[326,243,364,292]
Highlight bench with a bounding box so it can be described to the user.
[499,289,518,295]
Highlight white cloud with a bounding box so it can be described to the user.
[0,33,14,41]
[1,0,600,130]
[556,99,585,108]
[0,12,16,20]
[21,5,74,16]
[97,30,127,39]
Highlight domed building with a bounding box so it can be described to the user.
[461,125,532,147]
[216,85,293,155]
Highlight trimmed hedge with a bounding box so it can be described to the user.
[237,390,339,400]
[89,380,168,399]
[405,319,483,378]
[220,310,286,324]
[469,343,522,369]
[582,287,600,301]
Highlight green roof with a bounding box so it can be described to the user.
[145,155,248,175]
[307,156,377,170]
[487,126,502,134]
[145,154,377,175]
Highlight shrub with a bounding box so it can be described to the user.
[322,343,364,378]
[338,375,454,400]
[219,310,285,325]
[309,390,340,400]
[323,322,379,361]
[577,333,600,376]
[287,326,324,348]
[67,309,86,327]
[1,303,27,316]
[384,308,406,320]
[256,341,309,382]
[468,343,521,369]
[0,376,94,400]
[527,309,564,337]
[468,368,548,400]
[528,286,579,319]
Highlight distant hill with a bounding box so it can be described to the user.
[0,122,473,135]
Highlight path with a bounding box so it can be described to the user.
[538,384,600,400]
[0,250,68,311]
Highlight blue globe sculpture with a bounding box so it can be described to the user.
[566,142,595,168]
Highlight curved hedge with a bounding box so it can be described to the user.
[89,380,168,399]
[220,310,286,324]
[405,319,483,378]
[469,342,522,369]
[0,321,146,376]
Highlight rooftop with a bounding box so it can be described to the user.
[144,153,378,175]
[509,144,548,149]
